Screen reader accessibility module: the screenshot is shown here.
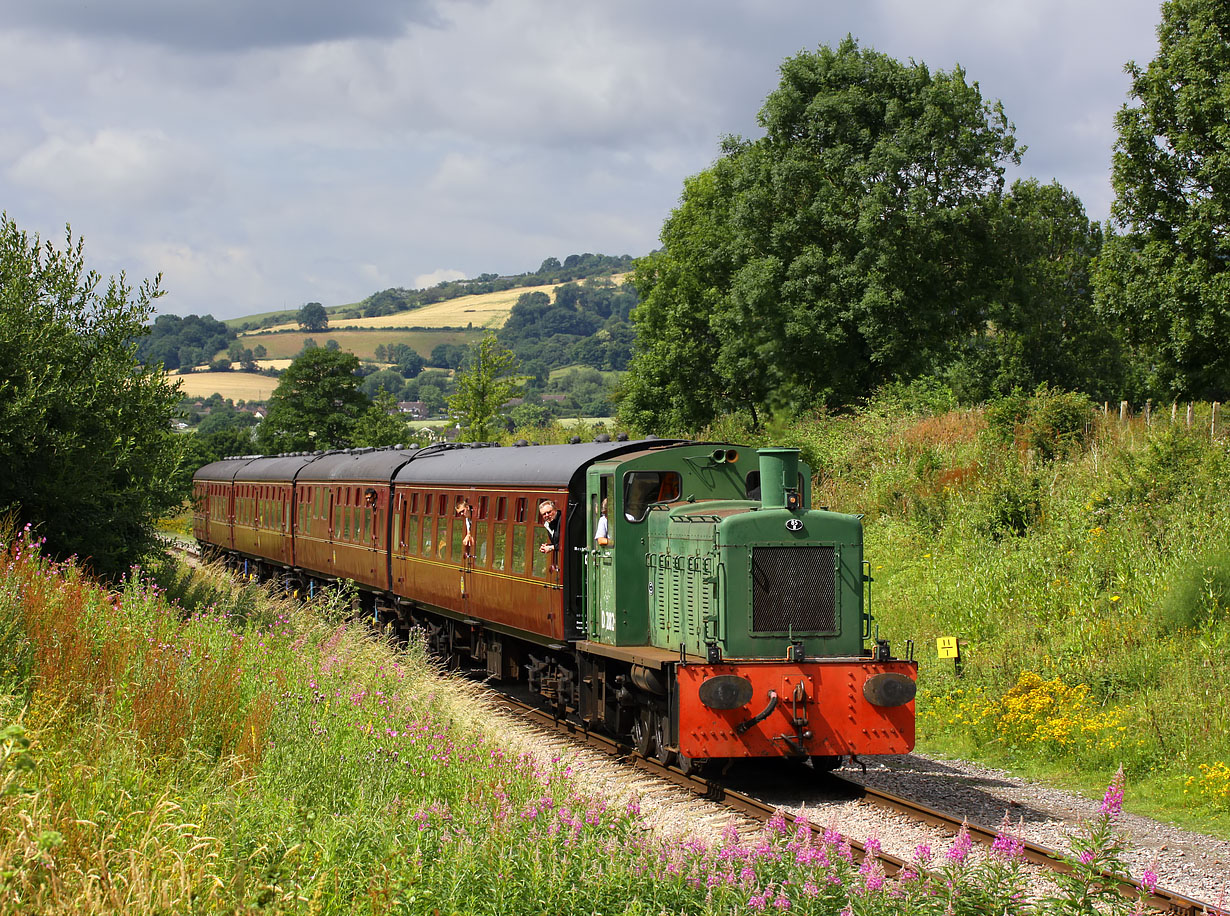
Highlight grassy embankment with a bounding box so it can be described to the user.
[2,529,1147,914]
[699,389,1230,835]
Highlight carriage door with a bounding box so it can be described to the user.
[585,471,616,643]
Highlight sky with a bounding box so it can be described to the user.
[0,0,1164,321]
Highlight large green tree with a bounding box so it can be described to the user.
[621,38,1020,431]
[1095,0,1230,398]
[0,216,185,578]
[296,301,329,332]
[448,334,522,442]
[947,180,1123,401]
[257,348,368,452]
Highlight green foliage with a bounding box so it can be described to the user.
[498,279,638,374]
[0,215,185,578]
[296,301,329,332]
[1095,0,1230,399]
[448,334,523,442]
[1156,540,1230,634]
[1109,425,1213,506]
[947,180,1124,402]
[352,392,417,448]
[623,38,1021,431]
[985,387,1094,461]
[134,312,235,372]
[976,472,1043,540]
[257,348,369,452]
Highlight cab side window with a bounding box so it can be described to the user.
[623,471,681,522]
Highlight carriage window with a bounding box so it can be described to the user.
[515,498,527,523]
[475,520,488,566]
[495,497,507,521]
[410,492,419,514]
[623,471,682,522]
[532,525,549,577]
[492,524,506,571]
[511,523,527,573]
[405,514,419,555]
[436,516,449,559]
[437,494,448,516]
[478,495,489,519]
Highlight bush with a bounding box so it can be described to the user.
[986,386,1093,461]
[1156,541,1230,634]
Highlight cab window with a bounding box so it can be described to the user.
[623,471,681,522]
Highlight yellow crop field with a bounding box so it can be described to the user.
[233,328,482,361]
[259,283,564,332]
[174,371,279,402]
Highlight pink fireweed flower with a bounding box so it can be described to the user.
[1079,849,1095,866]
[991,815,1025,861]
[1141,864,1158,894]
[773,892,792,909]
[946,825,973,864]
[914,843,933,864]
[1100,765,1126,818]
[767,809,789,835]
[864,835,882,857]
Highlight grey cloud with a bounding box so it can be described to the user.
[1,0,450,51]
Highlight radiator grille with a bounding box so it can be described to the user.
[751,546,838,633]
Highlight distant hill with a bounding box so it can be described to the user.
[227,253,634,332]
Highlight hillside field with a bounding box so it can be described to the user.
[173,371,279,402]
[259,282,564,332]
[231,328,482,360]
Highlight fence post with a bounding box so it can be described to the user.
[1187,402,1194,428]
[1171,401,1177,423]
[1120,400,1129,422]
[1214,402,1221,438]
[1145,399,1153,425]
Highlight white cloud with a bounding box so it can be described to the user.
[9,127,218,208]
[414,268,468,288]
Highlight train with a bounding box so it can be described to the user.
[193,437,916,773]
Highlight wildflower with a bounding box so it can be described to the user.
[1141,864,1158,894]
[767,809,788,835]
[946,825,972,864]
[1100,765,1125,818]
[1078,849,1095,866]
[863,835,881,857]
[773,891,792,909]
[991,815,1024,861]
[914,843,932,864]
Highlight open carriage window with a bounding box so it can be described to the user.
[623,471,681,523]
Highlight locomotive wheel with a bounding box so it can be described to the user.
[631,711,655,758]
[653,712,675,767]
[678,754,709,777]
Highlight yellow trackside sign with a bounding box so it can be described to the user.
[936,636,959,659]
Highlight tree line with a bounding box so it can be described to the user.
[621,1,1229,432]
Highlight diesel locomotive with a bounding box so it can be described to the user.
[193,438,916,773]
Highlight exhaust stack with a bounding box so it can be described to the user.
[757,447,799,510]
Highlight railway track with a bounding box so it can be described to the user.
[497,692,1214,916]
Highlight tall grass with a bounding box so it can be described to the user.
[1,524,1168,913]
